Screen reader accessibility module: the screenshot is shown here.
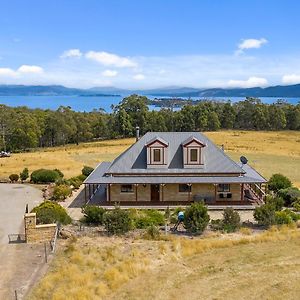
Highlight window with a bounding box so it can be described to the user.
[121,184,134,193]
[179,184,192,193]
[218,184,230,192]
[153,149,161,162]
[190,148,198,162]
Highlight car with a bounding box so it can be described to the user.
[0,151,11,158]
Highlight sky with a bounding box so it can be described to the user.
[0,0,300,89]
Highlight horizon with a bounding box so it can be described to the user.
[1,1,300,89]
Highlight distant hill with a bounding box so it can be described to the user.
[1,84,300,98]
[146,84,300,98]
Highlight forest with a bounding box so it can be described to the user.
[0,95,299,151]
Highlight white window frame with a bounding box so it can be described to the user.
[188,147,201,164]
[150,147,163,165]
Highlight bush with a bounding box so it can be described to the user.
[30,169,61,183]
[282,209,300,221]
[254,203,276,226]
[9,173,19,182]
[222,208,241,233]
[20,167,29,182]
[82,166,94,177]
[265,195,284,211]
[104,207,132,235]
[275,211,293,225]
[68,176,84,189]
[82,205,106,225]
[268,174,292,193]
[293,199,300,212]
[31,200,71,225]
[52,184,72,201]
[130,209,165,229]
[53,168,64,178]
[278,187,300,206]
[184,202,210,234]
[143,225,161,240]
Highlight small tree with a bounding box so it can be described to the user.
[268,174,292,193]
[265,195,284,211]
[104,207,132,235]
[184,202,210,235]
[222,208,241,233]
[82,166,94,177]
[278,187,300,206]
[20,168,29,183]
[9,173,19,183]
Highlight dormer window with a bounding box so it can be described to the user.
[146,137,168,168]
[182,136,206,168]
[153,149,161,162]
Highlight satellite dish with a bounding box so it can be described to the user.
[240,156,248,165]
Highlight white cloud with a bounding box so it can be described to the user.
[227,76,268,88]
[236,38,268,55]
[18,65,44,74]
[133,74,145,80]
[60,49,82,59]
[85,51,137,68]
[282,74,300,84]
[102,70,118,77]
[0,68,18,77]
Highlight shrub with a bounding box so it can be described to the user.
[293,199,300,212]
[104,207,132,235]
[268,174,292,193]
[53,168,64,178]
[282,209,300,221]
[222,208,241,233]
[275,211,293,225]
[130,209,165,229]
[254,203,276,226]
[31,200,71,225]
[265,195,284,211]
[82,166,94,177]
[52,184,72,201]
[184,202,210,234]
[9,173,19,182]
[68,176,84,189]
[278,187,300,206]
[30,169,61,183]
[82,205,106,225]
[20,167,29,182]
[143,225,161,240]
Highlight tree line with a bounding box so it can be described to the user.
[0,95,299,151]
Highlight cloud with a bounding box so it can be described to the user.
[60,49,82,58]
[236,38,268,55]
[133,74,145,80]
[18,65,44,74]
[0,68,18,77]
[102,70,118,77]
[85,51,137,68]
[227,76,268,88]
[282,74,300,84]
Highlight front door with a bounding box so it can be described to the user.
[151,184,160,202]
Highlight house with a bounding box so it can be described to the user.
[84,132,267,206]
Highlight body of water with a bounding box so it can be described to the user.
[0,95,298,112]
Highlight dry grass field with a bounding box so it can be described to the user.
[1,130,299,186]
[29,226,300,300]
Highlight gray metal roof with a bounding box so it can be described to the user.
[84,161,267,184]
[107,132,244,174]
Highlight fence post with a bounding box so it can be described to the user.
[44,243,48,263]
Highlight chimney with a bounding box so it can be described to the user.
[221,144,224,151]
[136,126,140,142]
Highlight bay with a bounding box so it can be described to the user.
[0,95,298,112]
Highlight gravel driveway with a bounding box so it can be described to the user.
[0,184,44,299]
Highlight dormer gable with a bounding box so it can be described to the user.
[146,136,168,168]
[182,136,206,168]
